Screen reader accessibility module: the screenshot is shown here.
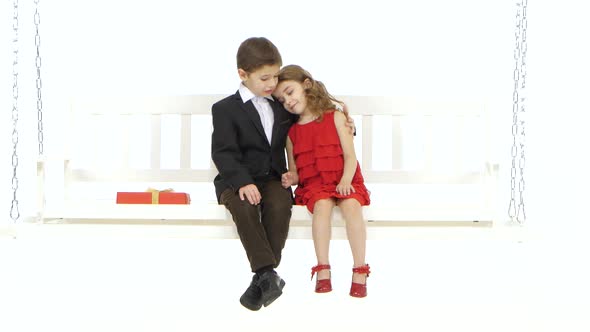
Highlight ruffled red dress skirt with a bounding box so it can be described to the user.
[288,110,370,213]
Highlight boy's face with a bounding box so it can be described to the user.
[238,64,280,97]
[273,79,309,115]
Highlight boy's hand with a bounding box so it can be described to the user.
[336,182,356,196]
[239,184,261,205]
[281,171,295,188]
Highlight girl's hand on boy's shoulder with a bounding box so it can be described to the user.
[346,117,356,135]
[334,110,355,135]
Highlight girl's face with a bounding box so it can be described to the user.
[273,79,309,115]
[239,64,280,97]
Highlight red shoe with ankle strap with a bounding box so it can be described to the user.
[311,264,332,293]
[350,264,370,298]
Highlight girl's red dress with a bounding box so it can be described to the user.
[288,110,370,213]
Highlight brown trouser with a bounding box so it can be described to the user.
[220,179,292,272]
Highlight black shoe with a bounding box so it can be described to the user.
[240,275,263,311]
[256,271,285,307]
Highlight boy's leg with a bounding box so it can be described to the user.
[220,188,276,272]
[222,188,285,310]
[259,180,293,267]
[254,179,291,307]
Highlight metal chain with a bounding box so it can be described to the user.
[10,0,20,222]
[508,0,521,221]
[517,0,528,223]
[508,0,528,224]
[34,0,44,155]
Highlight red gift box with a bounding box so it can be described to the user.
[116,189,190,204]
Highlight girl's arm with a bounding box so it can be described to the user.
[281,136,300,188]
[334,111,358,195]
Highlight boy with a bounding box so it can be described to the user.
[211,37,296,311]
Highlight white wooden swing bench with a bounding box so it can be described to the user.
[39,95,498,235]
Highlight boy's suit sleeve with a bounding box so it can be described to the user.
[211,103,253,191]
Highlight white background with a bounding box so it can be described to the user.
[1,2,590,331]
[1,0,589,228]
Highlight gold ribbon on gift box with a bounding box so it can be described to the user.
[146,188,174,204]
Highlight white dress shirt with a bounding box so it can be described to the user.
[239,84,275,144]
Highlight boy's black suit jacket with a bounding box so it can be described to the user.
[211,91,297,203]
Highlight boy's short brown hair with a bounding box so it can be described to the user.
[236,37,282,73]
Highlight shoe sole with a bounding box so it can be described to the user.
[240,297,262,311]
[315,288,332,293]
[261,279,285,307]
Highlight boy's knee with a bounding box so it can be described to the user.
[263,192,293,212]
[226,197,259,217]
[264,202,292,220]
[237,200,259,212]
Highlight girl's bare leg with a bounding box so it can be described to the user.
[312,198,336,280]
[339,198,367,284]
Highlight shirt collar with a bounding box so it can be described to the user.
[238,83,274,103]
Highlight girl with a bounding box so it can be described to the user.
[273,65,371,298]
